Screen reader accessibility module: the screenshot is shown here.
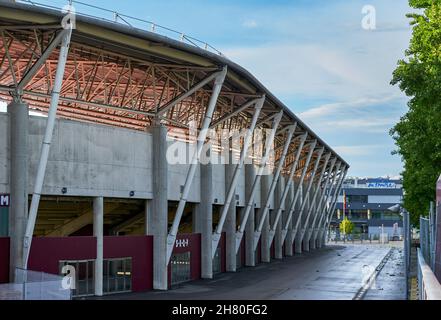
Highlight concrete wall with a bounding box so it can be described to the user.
[27,114,153,199]
[0,114,8,194]
[0,114,260,206]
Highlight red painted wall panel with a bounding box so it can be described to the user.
[0,237,9,283]
[104,236,153,292]
[28,236,153,292]
[28,237,96,275]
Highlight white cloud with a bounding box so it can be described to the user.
[299,96,398,119]
[334,144,388,157]
[242,19,258,28]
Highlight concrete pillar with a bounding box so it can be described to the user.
[194,160,213,278]
[260,174,271,262]
[144,200,151,235]
[244,163,255,267]
[284,179,294,257]
[224,148,236,272]
[8,101,28,280]
[274,177,284,259]
[302,190,312,252]
[294,184,304,254]
[148,125,168,290]
[93,196,103,296]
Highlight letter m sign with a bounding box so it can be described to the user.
[0,194,9,207]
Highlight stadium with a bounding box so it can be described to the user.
[0,1,348,297]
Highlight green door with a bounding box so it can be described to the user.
[0,207,8,236]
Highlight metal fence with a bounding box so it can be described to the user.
[417,248,441,300]
[328,232,398,244]
[419,203,438,272]
[15,0,223,56]
[0,268,71,300]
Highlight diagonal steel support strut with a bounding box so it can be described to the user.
[23,27,73,269]
[211,96,265,259]
[267,132,308,248]
[17,29,70,93]
[252,125,297,251]
[166,66,227,263]
[309,160,339,237]
[297,153,331,236]
[291,146,324,240]
[280,140,317,243]
[233,111,285,254]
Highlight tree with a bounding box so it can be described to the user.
[390,0,441,226]
[339,217,354,235]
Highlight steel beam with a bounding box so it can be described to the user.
[304,157,337,247]
[324,167,348,233]
[211,96,264,259]
[166,66,227,263]
[16,29,69,93]
[291,147,325,240]
[234,111,285,253]
[280,140,317,244]
[252,126,297,251]
[266,133,308,248]
[310,161,341,245]
[317,166,347,246]
[209,98,267,129]
[156,69,225,116]
[315,166,339,230]
[23,27,72,269]
[297,153,332,243]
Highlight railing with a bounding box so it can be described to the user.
[328,233,399,244]
[417,248,441,300]
[14,0,223,56]
[0,268,71,300]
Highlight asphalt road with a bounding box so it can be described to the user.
[362,246,406,300]
[92,243,405,300]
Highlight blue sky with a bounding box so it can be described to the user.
[7,0,414,178]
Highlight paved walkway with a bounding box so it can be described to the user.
[363,247,406,300]
[91,243,405,300]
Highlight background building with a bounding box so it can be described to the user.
[330,177,403,240]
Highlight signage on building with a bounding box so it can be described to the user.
[367,182,396,188]
[175,239,189,248]
[0,194,9,207]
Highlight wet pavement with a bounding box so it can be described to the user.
[362,247,406,300]
[92,243,405,300]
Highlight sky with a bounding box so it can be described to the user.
[3,0,415,178]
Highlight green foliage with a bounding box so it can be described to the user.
[391,0,441,225]
[339,217,354,235]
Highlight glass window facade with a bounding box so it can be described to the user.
[347,195,368,203]
[103,257,132,294]
[59,260,95,297]
[59,257,132,297]
[0,207,8,236]
[170,252,191,285]
[213,246,221,274]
